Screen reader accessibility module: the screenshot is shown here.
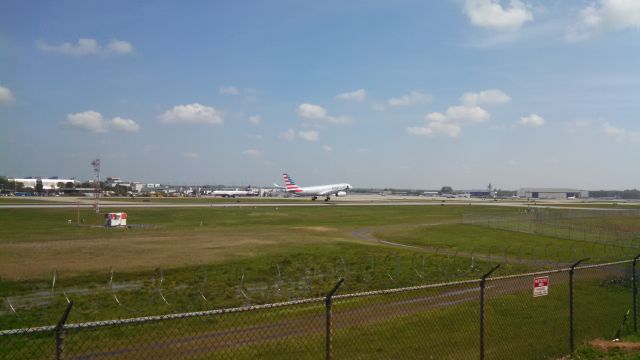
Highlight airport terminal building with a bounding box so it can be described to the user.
[517,188,588,199]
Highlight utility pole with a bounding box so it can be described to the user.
[91,159,101,225]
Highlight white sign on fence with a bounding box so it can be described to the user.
[533,276,549,297]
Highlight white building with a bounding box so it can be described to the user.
[10,177,78,190]
[517,188,588,199]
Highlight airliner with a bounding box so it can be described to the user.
[280,173,352,201]
[212,186,258,198]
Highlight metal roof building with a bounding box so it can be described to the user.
[517,188,588,199]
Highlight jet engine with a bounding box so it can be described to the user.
[336,191,347,197]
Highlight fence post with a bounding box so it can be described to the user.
[55,301,74,360]
[325,278,344,360]
[479,264,500,360]
[569,258,588,354]
[633,255,640,333]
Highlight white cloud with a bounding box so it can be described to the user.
[568,0,640,41]
[336,89,366,102]
[460,89,511,106]
[298,103,327,119]
[519,113,545,127]
[407,123,462,138]
[408,89,508,138]
[323,145,333,152]
[279,129,296,142]
[387,90,432,107]
[297,103,353,126]
[183,152,199,159]
[243,149,263,157]
[583,0,640,29]
[298,130,319,142]
[109,117,140,132]
[0,85,15,104]
[602,122,640,143]
[423,105,490,125]
[159,103,223,125]
[66,111,107,133]
[463,0,533,31]
[106,40,134,54]
[36,38,134,56]
[249,115,262,125]
[66,111,141,133]
[219,85,240,95]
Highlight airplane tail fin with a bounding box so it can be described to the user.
[282,173,301,192]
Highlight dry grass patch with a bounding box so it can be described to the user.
[0,229,348,280]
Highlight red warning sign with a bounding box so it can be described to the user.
[533,276,549,297]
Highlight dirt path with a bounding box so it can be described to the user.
[349,225,570,268]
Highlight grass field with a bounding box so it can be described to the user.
[1,203,639,359]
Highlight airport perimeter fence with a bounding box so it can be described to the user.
[462,209,640,249]
[1,258,639,359]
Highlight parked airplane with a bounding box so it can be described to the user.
[212,186,257,198]
[280,173,352,201]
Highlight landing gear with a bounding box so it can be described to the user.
[324,196,330,202]
[312,196,317,201]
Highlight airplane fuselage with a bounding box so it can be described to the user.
[289,184,351,196]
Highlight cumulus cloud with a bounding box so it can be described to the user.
[336,89,366,102]
[243,149,263,157]
[36,38,134,56]
[602,122,640,143]
[159,103,223,125]
[298,103,327,119]
[298,130,319,142]
[297,103,353,125]
[408,90,509,138]
[0,85,15,104]
[463,0,533,31]
[109,117,140,132]
[249,115,262,125]
[66,111,108,133]
[279,129,296,142]
[519,113,545,127]
[409,106,490,138]
[440,105,491,123]
[460,89,511,106]
[323,145,333,152]
[66,111,139,133]
[387,90,432,107]
[219,85,240,95]
[567,0,640,41]
[407,123,462,138]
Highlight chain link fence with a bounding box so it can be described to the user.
[462,209,640,249]
[2,258,639,359]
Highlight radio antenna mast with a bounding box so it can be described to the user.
[91,159,101,222]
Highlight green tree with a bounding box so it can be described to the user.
[440,186,454,194]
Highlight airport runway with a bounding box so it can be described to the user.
[0,196,632,211]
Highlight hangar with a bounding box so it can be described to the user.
[517,188,588,199]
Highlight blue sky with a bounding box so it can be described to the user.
[1,0,639,189]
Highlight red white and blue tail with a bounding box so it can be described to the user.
[283,173,302,193]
